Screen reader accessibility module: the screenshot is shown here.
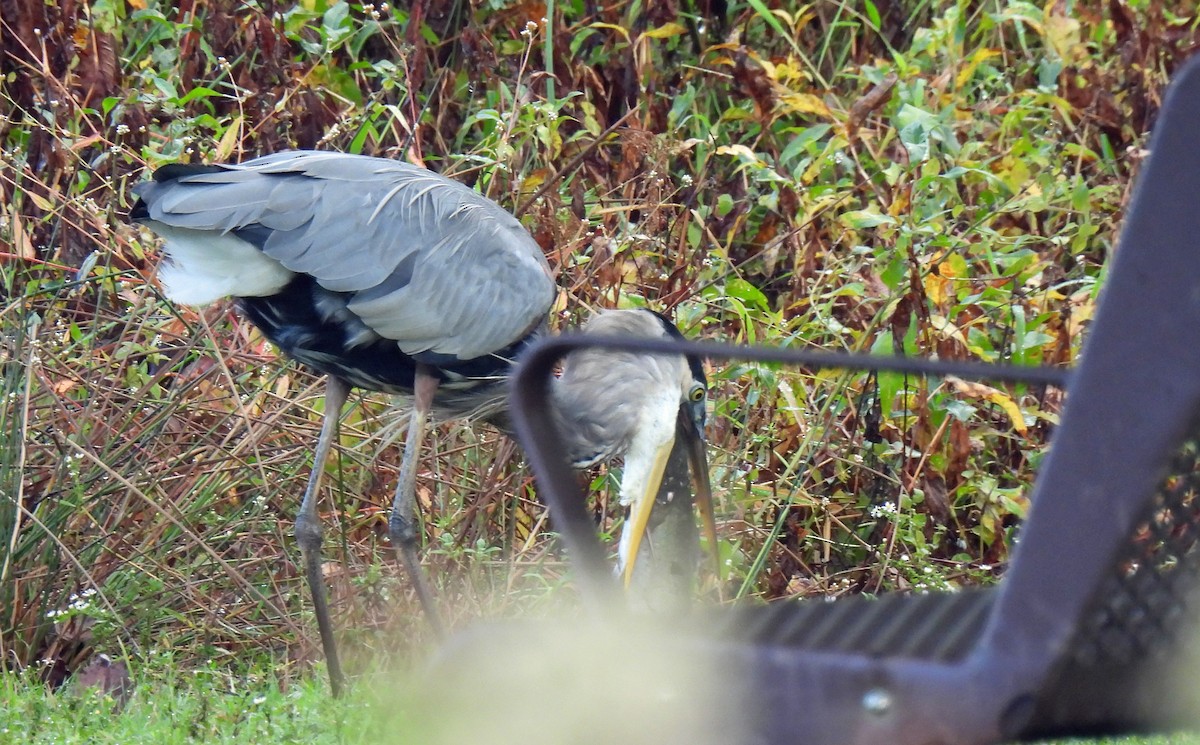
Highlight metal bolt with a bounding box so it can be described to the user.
[862,687,893,716]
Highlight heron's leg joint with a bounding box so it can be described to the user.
[388,510,420,550]
[295,511,324,555]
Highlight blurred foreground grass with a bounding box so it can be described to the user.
[4,660,1199,745]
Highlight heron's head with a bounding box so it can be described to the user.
[636,311,715,587]
[555,309,715,587]
[646,309,708,442]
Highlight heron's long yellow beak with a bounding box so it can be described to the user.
[620,412,716,588]
[621,436,674,587]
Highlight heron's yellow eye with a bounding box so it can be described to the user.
[689,384,705,402]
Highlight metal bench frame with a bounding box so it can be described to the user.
[501,55,1200,744]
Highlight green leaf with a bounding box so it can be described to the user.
[150,75,178,100]
[778,124,831,167]
[745,0,789,39]
[725,278,770,312]
[348,120,378,154]
[840,209,897,229]
[863,0,881,28]
[175,86,219,105]
[943,399,977,422]
[879,254,906,291]
[322,1,350,33]
[870,332,901,419]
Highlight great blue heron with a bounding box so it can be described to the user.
[128,150,714,696]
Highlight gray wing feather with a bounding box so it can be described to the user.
[138,151,555,360]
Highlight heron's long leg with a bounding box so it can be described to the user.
[295,376,349,698]
[388,364,445,635]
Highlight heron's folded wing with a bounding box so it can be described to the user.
[136,151,555,361]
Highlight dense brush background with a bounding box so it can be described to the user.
[1,0,1197,687]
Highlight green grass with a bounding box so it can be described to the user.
[2,665,375,744]
[4,656,1200,745]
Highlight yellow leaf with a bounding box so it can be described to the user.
[588,22,630,42]
[773,59,811,86]
[955,48,1000,90]
[273,374,290,400]
[552,289,570,314]
[925,273,951,307]
[715,144,762,164]
[214,116,242,161]
[986,390,1028,434]
[757,57,778,81]
[938,253,969,279]
[69,135,102,152]
[1067,287,1096,338]
[929,314,968,347]
[778,92,831,119]
[10,212,36,259]
[1043,9,1082,62]
[641,22,687,39]
[979,510,997,542]
[27,191,55,212]
[994,154,1031,194]
[946,376,1028,434]
[520,168,549,194]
